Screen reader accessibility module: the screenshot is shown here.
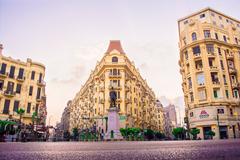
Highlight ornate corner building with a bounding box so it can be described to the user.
[68,40,164,133]
[0,44,47,125]
[178,8,240,139]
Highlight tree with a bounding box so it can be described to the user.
[0,120,17,142]
[190,128,200,140]
[72,128,79,140]
[172,127,186,140]
[63,130,70,141]
[144,129,154,140]
[132,128,141,140]
[155,131,164,140]
[120,128,127,138]
[206,130,215,139]
[16,108,25,123]
[125,128,134,140]
[32,112,38,126]
[16,108,25,141]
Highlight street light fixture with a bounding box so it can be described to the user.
[216,112,220,139]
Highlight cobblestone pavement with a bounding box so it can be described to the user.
[0,140,240,160]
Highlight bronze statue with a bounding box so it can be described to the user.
[109,87,117,108]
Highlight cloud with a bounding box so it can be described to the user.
[158,96,184,108]
[50,64,86,85]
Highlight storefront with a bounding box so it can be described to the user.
[188,106,240,139]
[219,126,228,139]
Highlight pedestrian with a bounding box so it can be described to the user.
[100,133,103,141]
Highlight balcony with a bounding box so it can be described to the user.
[186,72,191,78]
[212,80,220,86]
[99,86,105,92]
[36,96,42,102]
[0,72,8,78]
[4,90,15,97]
[196,67,203,72]
[180,68,185,73]
[23,113,32,118]
[100,76,105,81]
[232,82,239,89]
[226,53,234,60]
[109,98,122,103]
[207,52,215,57]
[136,81,141,87]
[109,85,122,90]
[188,86,193,92]
[197,83,205,88]
[16,76,25,82]
[109,74,121,78]
[125,98,132,104]
[37,80,46,86]
[193,53,201,60]
[210,66,218,71]
[229,68,237,75]
[125,75,132,81]
[100,99,105,104]
[125,85,130,92]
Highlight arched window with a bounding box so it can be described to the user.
[112,56,118,63]
[192,32,197,41]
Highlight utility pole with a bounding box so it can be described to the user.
[217,114,220,139]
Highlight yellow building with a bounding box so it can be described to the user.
[0,44,47,125]
[69,40,164,134]
[178,8,240,139]
[154,100,164,132]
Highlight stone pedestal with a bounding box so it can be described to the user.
[104,107,123,140]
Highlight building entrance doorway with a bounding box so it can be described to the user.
[219,126,228,139]
[203,126,212,140]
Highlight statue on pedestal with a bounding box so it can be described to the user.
[104,86,123,140]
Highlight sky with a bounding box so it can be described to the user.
[0,0,239,126]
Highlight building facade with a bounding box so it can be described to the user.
[164,104,177,127]
[163,111,174,139]
[68,40,164,134]
[162,104,177,138]
[60,100,71,132]
[0,44,47,125]
[155,100,164,132]
[178,8,240,139]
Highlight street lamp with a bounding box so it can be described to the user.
[142,110,146,140]
[216,113,220,139]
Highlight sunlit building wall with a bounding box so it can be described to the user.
[0,44,47,125]
[68,41,164,133]
[178,8,240,139]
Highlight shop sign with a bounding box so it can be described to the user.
[199,110,209,119]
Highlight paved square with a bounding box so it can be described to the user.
[0,140,240,160]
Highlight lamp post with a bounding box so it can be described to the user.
[142,109,146,140]
[216,113,220,139]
